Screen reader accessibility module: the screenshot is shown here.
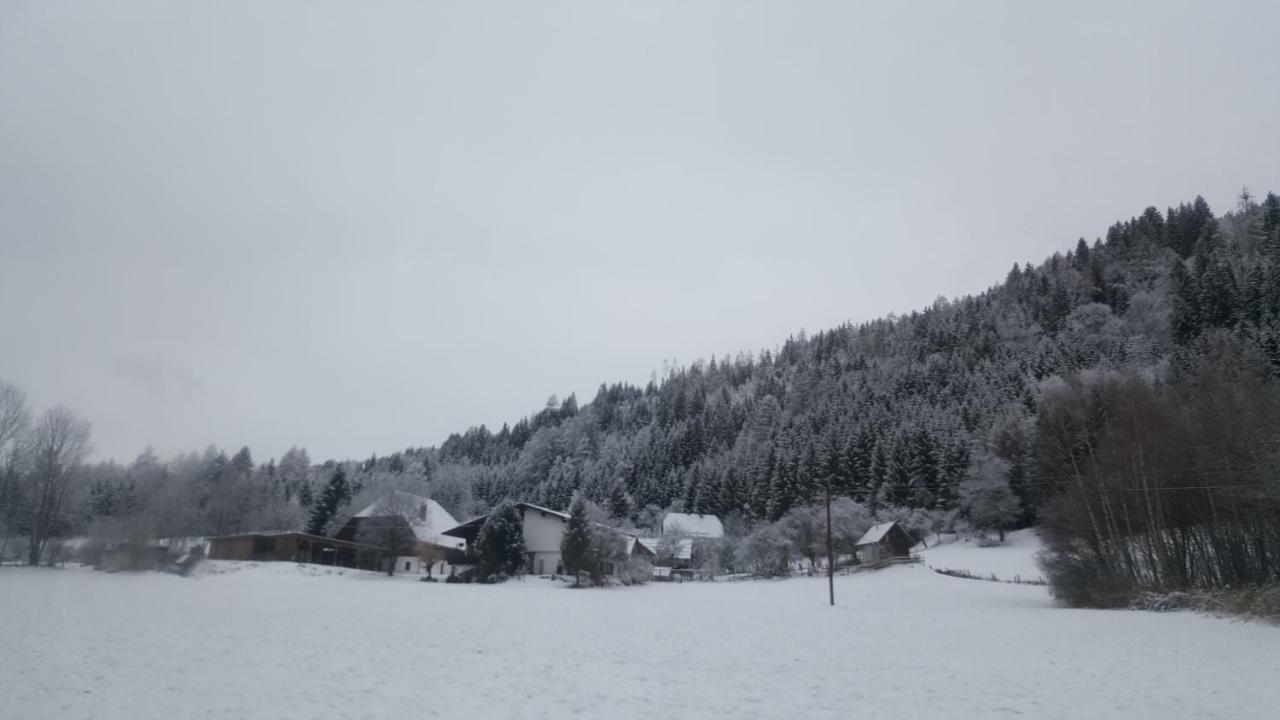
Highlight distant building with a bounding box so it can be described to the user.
[441,502,570,576]
[855,521,914,564]
[647,513,724,580]
[661,512,724,538]
[207,531,382,570]
[335,493,466,576]
[626,535,656,560]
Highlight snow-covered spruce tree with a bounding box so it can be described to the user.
[561,496,625,586]
[475,500,525,581]
[306,466,349,536]
[560,496,592,586]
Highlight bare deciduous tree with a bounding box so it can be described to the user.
[356,491,422,576]
[0,381,30,451]
[25,405,92,566]
[0,380,32,563]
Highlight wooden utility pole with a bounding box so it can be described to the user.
[825,476,835,606]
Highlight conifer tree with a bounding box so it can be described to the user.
[1199,259,1239,330]
[1171,261,1202,343]
[306,466,349,536]
[475,500,525,580]
[560,496,592,585]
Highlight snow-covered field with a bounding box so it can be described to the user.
[918,528,1047,583]
[3,557,1277,720]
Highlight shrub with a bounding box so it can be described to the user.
[1038,547,1136,608]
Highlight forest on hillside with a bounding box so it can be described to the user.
[3,190,1279,603]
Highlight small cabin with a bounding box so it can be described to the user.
[855,521,914,564]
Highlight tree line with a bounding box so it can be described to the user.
[3,190,1277,605]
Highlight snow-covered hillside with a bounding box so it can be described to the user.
[918,528,1046,583]
[4,562,1277,719]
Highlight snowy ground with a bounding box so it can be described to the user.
[918,528,1047,583]
[3,558,1278,720]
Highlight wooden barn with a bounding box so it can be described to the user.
[207,532,382,570]
[855,521,915,564]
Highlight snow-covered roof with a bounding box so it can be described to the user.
[635,536,691,559]
[354,492,464,548]
[661,513,724,538]
[856,522,900,547]
[516,502,570,520]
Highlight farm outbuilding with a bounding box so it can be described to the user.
[207,532,382,570]
[335,493,466,577]
[855,522,915,564]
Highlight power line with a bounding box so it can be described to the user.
[1040,436,1280,460]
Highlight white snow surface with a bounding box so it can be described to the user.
[4,559,1278,720]
[919,528,1048,583]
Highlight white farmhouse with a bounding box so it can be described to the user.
[441,502,571,576]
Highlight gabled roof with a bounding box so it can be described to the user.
[516,501,570,520]
[637,536,692,559]
[661,512,724,538]
[621,534,655,557]
[855,521,902,547]
[440,501,569,540]
[353,492,464,548]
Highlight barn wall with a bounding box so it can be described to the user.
[271,536,300,562]
[209,538,253,560]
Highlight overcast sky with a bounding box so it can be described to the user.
[2,1,1278,464]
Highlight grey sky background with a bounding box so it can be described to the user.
[2,1,1278,464]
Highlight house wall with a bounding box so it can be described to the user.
[521,507,566,575]
[521,508,566,553]
[392,555,455,577]
[528,552,563,576]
